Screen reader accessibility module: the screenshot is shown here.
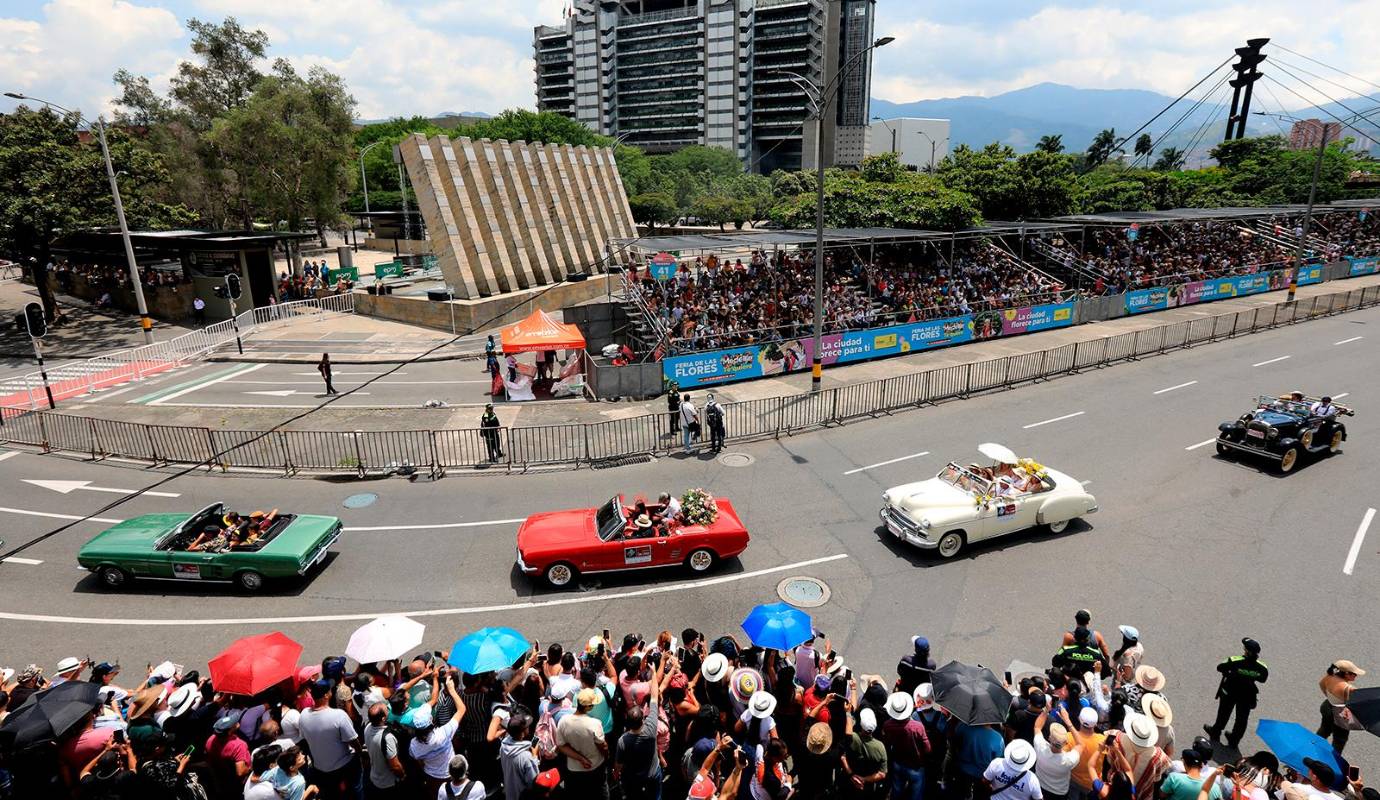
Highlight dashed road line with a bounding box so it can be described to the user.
[0,506,125,524]
[1185,439,1217,451]
[2,557,43,566]
[1343,508,1375,576]
[1023,411,1085,429]
[346,518,527,532]
[1334,336,1364,346]
[843,451,930,475]
[1252,356,1291,367]
[1153,381,1198,395]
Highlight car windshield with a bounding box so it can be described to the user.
[938,463,992,496]
[158,504,224,550]
[596,495,626,542]
[1254,395,1308,417]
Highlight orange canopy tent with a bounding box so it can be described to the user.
[499,310,586,354]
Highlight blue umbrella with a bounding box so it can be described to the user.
[1255,719,1347,778]
[448,627,530,675]
[741,602,813,651]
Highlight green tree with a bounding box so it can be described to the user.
[860,151,905,183]
[653,145,742,180]
[168,17,269,125]
[462,109,608,147]
[350,117,449,209]
[613,144,653,196]
[1085,128,1118,168]
[209,61,357,239]
[1134,133,1153,161]
[1009,151,1077,218]
[1035,134,1065,154]
[1152,147,1186,172]
[771,170,982,231]
[628,192,679,229]
[0,106,190,318]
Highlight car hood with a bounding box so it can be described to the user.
[79,514,184,555]
[885,479,972,515]
[1251,411,1298,426]
[516,509,596,555]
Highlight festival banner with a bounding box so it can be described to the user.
[663,301,1075,389]
[649,252,677,281]
[1347,256,1380,277]
[1124,266,1322,315]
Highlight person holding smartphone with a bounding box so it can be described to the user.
[136,732,196,800]
[77,735,139,797]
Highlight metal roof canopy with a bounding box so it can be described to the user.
[616,224,1079,255]
[62,228,316,253]
[1048,203,1370,227]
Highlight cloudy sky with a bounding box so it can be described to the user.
[2,0,1377,121]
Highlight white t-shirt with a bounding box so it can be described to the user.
[1032,735,1080,796]
[410,717,463,779]
[983,758,1043,800]
[548,673,581,701]
[244,775,279,800]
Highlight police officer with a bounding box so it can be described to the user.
[1204,637,1268,748]
[1053,626,1102,679]
[666,381,681,436]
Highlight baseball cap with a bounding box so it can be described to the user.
[310,679,334,700]
[859,708,877,733]
[550,683,573,701]
[814,674,831,692]
[575,688,598,708]
[213,710,243,734]
[914,683,934,710]
[535,769,561,790]
[689,773,717,799]
[912,636,930,651]
[1241,638,1261,655]
[91,662,119,677]
[1118,625,1140,641]
[1078,706,1098,728]
[411,705,434,729]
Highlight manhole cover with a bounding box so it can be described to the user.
[719,452,755,467]
[342,492,378,509]
[777,576,831,608]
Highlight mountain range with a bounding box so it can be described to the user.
[871,82,1377,161]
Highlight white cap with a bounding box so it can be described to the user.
[1078,706,1098,728]
[859,707,877,733]
[914,683,934,710]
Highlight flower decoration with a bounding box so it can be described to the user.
[681,488,719,526]
[1017,458,1048,477]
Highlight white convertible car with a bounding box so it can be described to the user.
[879,443,1098,558]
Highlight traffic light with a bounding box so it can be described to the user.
[20,302,45,338]
[225,273,242,300]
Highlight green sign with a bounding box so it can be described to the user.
[374,262,404,279]
[335,266,359,281]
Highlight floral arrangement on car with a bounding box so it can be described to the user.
[681,488,719,526]
[1017,458,1049,478]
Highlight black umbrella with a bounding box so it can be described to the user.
[931,660,1013,726]
[0,681,102,751]
[1346,687,1380,736]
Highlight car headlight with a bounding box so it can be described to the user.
[1267,429,1279,439]
[919,518,932,529]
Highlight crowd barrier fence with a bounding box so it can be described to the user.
[3,285,1377,476]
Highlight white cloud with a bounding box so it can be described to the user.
[0,0,184,119]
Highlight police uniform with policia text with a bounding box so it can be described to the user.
[1204,637,1268,747]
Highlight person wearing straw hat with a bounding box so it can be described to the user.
[1142,694,1175,754]
[1030,706,1080,800]
[125,686,165,749]
[982,738,1041,800]
[1317,658,1366,754]
[1111,712,1170,799]
[881,691,929,800]
[1124,665,1166,711]
[796,722,841,799]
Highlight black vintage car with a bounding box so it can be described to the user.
[1216,395,1352,473]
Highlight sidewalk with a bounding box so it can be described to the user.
[0,280,194,363]
[41,271,1380,434]
[206,313,491,364]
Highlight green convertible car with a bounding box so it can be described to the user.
[77,503,342,592]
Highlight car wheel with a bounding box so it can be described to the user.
[1047,519,1070,534]
[1301,430,1314,449]
[235,570,265,592]
[686,548,717,573]
[545,562,577,588]
[1330,429,1344,453]
[937,531,965,558]
[98,566,129,589]
[1215,441,1230,455]
[1278,446,1301,473]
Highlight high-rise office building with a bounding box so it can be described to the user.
[534,0,878,173]
[1287,118,1342,150]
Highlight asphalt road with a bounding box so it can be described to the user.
[0,304,1377,763]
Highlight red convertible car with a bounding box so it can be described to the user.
[515,494,749,587]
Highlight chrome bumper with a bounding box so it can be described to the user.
[516,548,539,575]
[1215,436,1284,460]
[299,524,342,575]
[879,507,938,549]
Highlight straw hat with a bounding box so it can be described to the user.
[1142,694,1173,726]
[701,653,729,683]
[129,687,163,720]
[748,691,777,719]
[806,722,833,755]
[1134,665,1166,692]
[1123,712,1159,749]
[1003,739,1036,773]
[886,691,915,721]
[634,514,653,529]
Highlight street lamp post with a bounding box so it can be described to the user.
[776,35,894,393]
[871,116,897,154]
[359,140,385,225]
[6,92,154,343]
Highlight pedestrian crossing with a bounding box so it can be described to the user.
[0,361,117,394]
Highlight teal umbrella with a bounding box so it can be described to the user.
[448,627,529,675]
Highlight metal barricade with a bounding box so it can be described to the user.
[929,365,968,401]
[354,430,435,474]
[1043,344,1076,377]
[92,418,156,460]
[148,425,216,465]
[1134,327,1165,356]
[968,359,1007,393]
[509,424,585,467]
[0,407,44,446]
[211,430,287,471]
[1104,332,1136,363]
[833,379,886,420]
[721,397,781,442]
[1005,351,1046,385]
[1072,338,1106,369]
[41,413,96,456]
[586,416,662,461]
[778,392,832,433]
[280,430,362,472]
[882,371,931,410]
[1161,321,1189,350]
[433,428,504,470]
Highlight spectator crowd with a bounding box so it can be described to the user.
[0,608,1372,800]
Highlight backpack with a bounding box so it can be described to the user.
[534,700,568,761]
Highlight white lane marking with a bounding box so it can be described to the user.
[1343,507,1375,576]
[149,363,264,405]
[345,518,527,532]
[1335,393,1350,400]
[291,371,406,376]
[0,451,20,463]
[158,403,431,409]
[1185,439,1217,451]
[23,479,180,498]
[0,553,852,626]
[0,506,124,524]
[83,383,144,401]
[243,389,369,397]
[1252,356,1291,367]
[1023,411,1085,429]
[1335,336,1364,345]
[235,380,491,386]
[2,557,43,565]
[843,451,930,475]
[1153,380,1198,395]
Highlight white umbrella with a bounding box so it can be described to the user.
[978,443,1019,464]
[346,616,425,664]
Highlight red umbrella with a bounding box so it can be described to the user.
[208,632,303,696]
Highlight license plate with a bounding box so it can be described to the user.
[1247,429,1265,439]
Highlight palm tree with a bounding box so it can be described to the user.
[1152,147,1186,171]
[1035,134,1064,154]
[1086,128,1117,167]
[1134,133,1153,161]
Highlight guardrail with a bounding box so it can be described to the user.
[2,285,1376,476]
[2,294,355,410]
